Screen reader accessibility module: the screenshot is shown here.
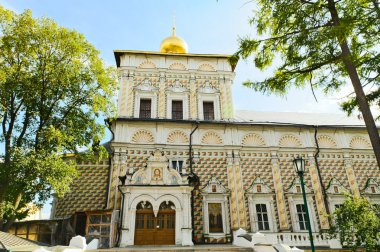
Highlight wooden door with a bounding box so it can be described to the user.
[134,209,155,245]
[155,209,175,245]
[134,208,175,245]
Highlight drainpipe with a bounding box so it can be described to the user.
[115,176,127,247]
[189,122,199,243]
[313,126,331,225]
[105,119,115,209]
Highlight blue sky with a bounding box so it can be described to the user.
[0,0,353,218]
[1,0,351,115]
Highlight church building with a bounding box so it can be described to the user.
[52,26,380,249]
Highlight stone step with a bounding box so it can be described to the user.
[96,244,254,252]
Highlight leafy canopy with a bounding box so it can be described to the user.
[328,194,380,251]
[0,6,117,229]
[232,0,380,109]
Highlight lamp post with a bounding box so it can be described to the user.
[293,156,315,252]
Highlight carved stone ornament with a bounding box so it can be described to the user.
[246,176,272,194]
[362,178,380,194]
[201,176,230,194]
[135,78,157,91]
[129,149,188,186]
[199,81,217,94]
[286,177,312,194]
[326,178,348,195]
[169,79,187,93]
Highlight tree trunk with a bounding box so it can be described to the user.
[0,192,4,231]
[2,193,22,232]
[328,0,380,168]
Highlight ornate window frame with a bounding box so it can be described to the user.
[326,178,349,214]
[361,178,380,206]
[169,158,187,174]
[246,177,277,232]
[134,92,157,118]
[286,177,319,232]
[197,93,221,121]
[201,176,231,239]
[166,92,189,120]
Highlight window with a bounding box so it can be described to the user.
[296,186,301,193]
[172,100,183,119]
[334,204,343,210]
[257,185,262,193]
[256,204,270,231]
[139,99,151,118]
[86,212,114,248]
[334,186,339,193]
[203,101,214,120]
[171,160,184,174]
[201,176,231,238]
[296,204,309,231]
[371,186,376,193]
[208,203,223,233]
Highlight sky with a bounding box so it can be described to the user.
[0,0,358,219]
[0,0,355,115]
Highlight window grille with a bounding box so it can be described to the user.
[171,160,183,174]
[256,204,270,230]
[172,100,183,119]
[203,101,214,120]
[296,204,309,230]
[139,99,151,118]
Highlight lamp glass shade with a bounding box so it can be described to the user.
[293,157,305,173]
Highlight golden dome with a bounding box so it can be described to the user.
[160,27,188,54]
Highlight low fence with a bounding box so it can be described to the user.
[7,209,119,248]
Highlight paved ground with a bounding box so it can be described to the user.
[95,244,253,252]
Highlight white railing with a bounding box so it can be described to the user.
[253,232,333,247]
[275,232,330,247]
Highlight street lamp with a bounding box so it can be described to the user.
[293,156,315,252]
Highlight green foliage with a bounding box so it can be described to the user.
[232,0,380,105]
[327,194,380,251]
[0,6,117,229]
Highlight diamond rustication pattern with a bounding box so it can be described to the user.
[318,158,349,189]
[193,151,229,244]
[280,158,312,190]
[240,152,272,231]
[280,155,313,229]
[352,157,379,190]
[54,160,109,218]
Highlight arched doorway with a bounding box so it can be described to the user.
[134,201,176,245]
[156,201,175,245]
[134,201,155,245]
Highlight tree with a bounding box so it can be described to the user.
[0,6,117,231]
[232,0,380,167]
[327,194,380,251]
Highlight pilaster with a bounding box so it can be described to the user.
[226,151,239,230]
[117,71,128,116]
[126,71,134,117]
[307,153,329,230]
[225,76,234,119]
[233,151,247,229]
[108,154,121,209]
[271,151,290,230]
[189,74,197,119]
[158,72,166,118]
[219,76,227,119]
[344,152,360,196]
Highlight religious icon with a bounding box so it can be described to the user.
[153,168,162,180]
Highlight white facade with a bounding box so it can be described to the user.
[105,50,380,248]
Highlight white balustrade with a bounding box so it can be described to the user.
[252,232,332,247]
[275,232,330,247]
